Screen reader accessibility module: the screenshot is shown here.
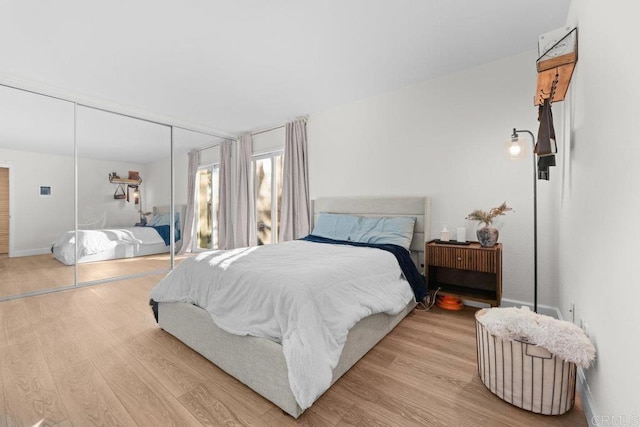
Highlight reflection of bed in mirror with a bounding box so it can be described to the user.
[52,205,186,265]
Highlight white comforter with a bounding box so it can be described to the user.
[53,227,165,264]
[150,240,414,410]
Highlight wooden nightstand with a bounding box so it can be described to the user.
[426,240,502,307]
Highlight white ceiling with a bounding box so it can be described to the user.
[0,0,570,156]
[0,85,225,163]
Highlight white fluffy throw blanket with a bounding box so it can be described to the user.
[478,307,596,368]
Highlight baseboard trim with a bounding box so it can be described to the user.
[577,367,598,426]
[462,297,559,318]
[556,306,598,426]
[499,298,559,318]
[11,247,51,257]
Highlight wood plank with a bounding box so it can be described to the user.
[120,331,206,398]
[534,62,576,105]
[261,406,335,426]
[334,364,444,426]
[148,329,230,383]
[147,329,277,416]
[34,319,87,373]
[0,299,36,350]
[0,252,169,298]
[109,177,141,185]
[307,386,355,426]
[537,52,577,72]
[91,348,201,427]
[52,360,136,426]
[0,274,588,426]
[0,255,74,298]
[353,358,516,426]
[333,392,424,427]
[0,362,6,427]
[0,167,8,254]
[376,310,586,426]
[0,339,68,425]
[178,382,266,426]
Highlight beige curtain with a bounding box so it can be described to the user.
[218,140,234,249]
[234,134,256,247]
[177,149,199,254]
[279,119,310,241]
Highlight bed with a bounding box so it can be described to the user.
[150,197,430,418]
[52,205,185,265]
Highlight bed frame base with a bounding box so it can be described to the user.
[157,301,415,418]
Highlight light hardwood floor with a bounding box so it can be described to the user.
[0,253,173,298]
[0,275,588,426]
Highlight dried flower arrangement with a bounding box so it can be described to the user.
[466,202,513,227]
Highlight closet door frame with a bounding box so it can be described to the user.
[0,80,231,302]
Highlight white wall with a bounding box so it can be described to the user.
[558,1,640,419]
[308,50,560,306]
[0,148,74,255]
[77,157,146,228]
[146,153,177,208]
[0,148,149,254]
[253,127,285,154]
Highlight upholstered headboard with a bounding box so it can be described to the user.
[312,197,431,270]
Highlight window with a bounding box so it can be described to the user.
[253,151,283,245]
[194,164,219,250]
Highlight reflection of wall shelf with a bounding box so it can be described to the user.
[109,177,142,185]
[109,174,142,200]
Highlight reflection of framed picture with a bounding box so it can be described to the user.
[39,185,52,197]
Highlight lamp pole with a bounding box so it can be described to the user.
[512,129,538,313]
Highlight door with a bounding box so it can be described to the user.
[0,167,8,254]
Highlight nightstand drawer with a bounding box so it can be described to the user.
[427,245,497,273]
[426,241,502,307]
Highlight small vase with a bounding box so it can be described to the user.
[477,226,499,247]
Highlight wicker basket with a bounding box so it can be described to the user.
[475,309,577,415]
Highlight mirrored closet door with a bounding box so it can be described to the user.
[0,83,230,301]
[75,106,172,284]
[0,86,75,298]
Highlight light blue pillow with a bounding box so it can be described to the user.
[312,213,416,250]
[149,212,179,227]
[352,216,416,250]
[311,213,361,241]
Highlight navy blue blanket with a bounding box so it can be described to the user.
[150,225,180,246]
[301,235,427,302]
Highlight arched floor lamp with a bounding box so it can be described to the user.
[507,128,538,313]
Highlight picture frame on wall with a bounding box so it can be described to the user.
[39,185,52,197]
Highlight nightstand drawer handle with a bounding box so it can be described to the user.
[457,257,462,261]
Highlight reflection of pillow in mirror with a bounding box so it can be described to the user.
[149,213,180,227]
[149,214,169,226]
